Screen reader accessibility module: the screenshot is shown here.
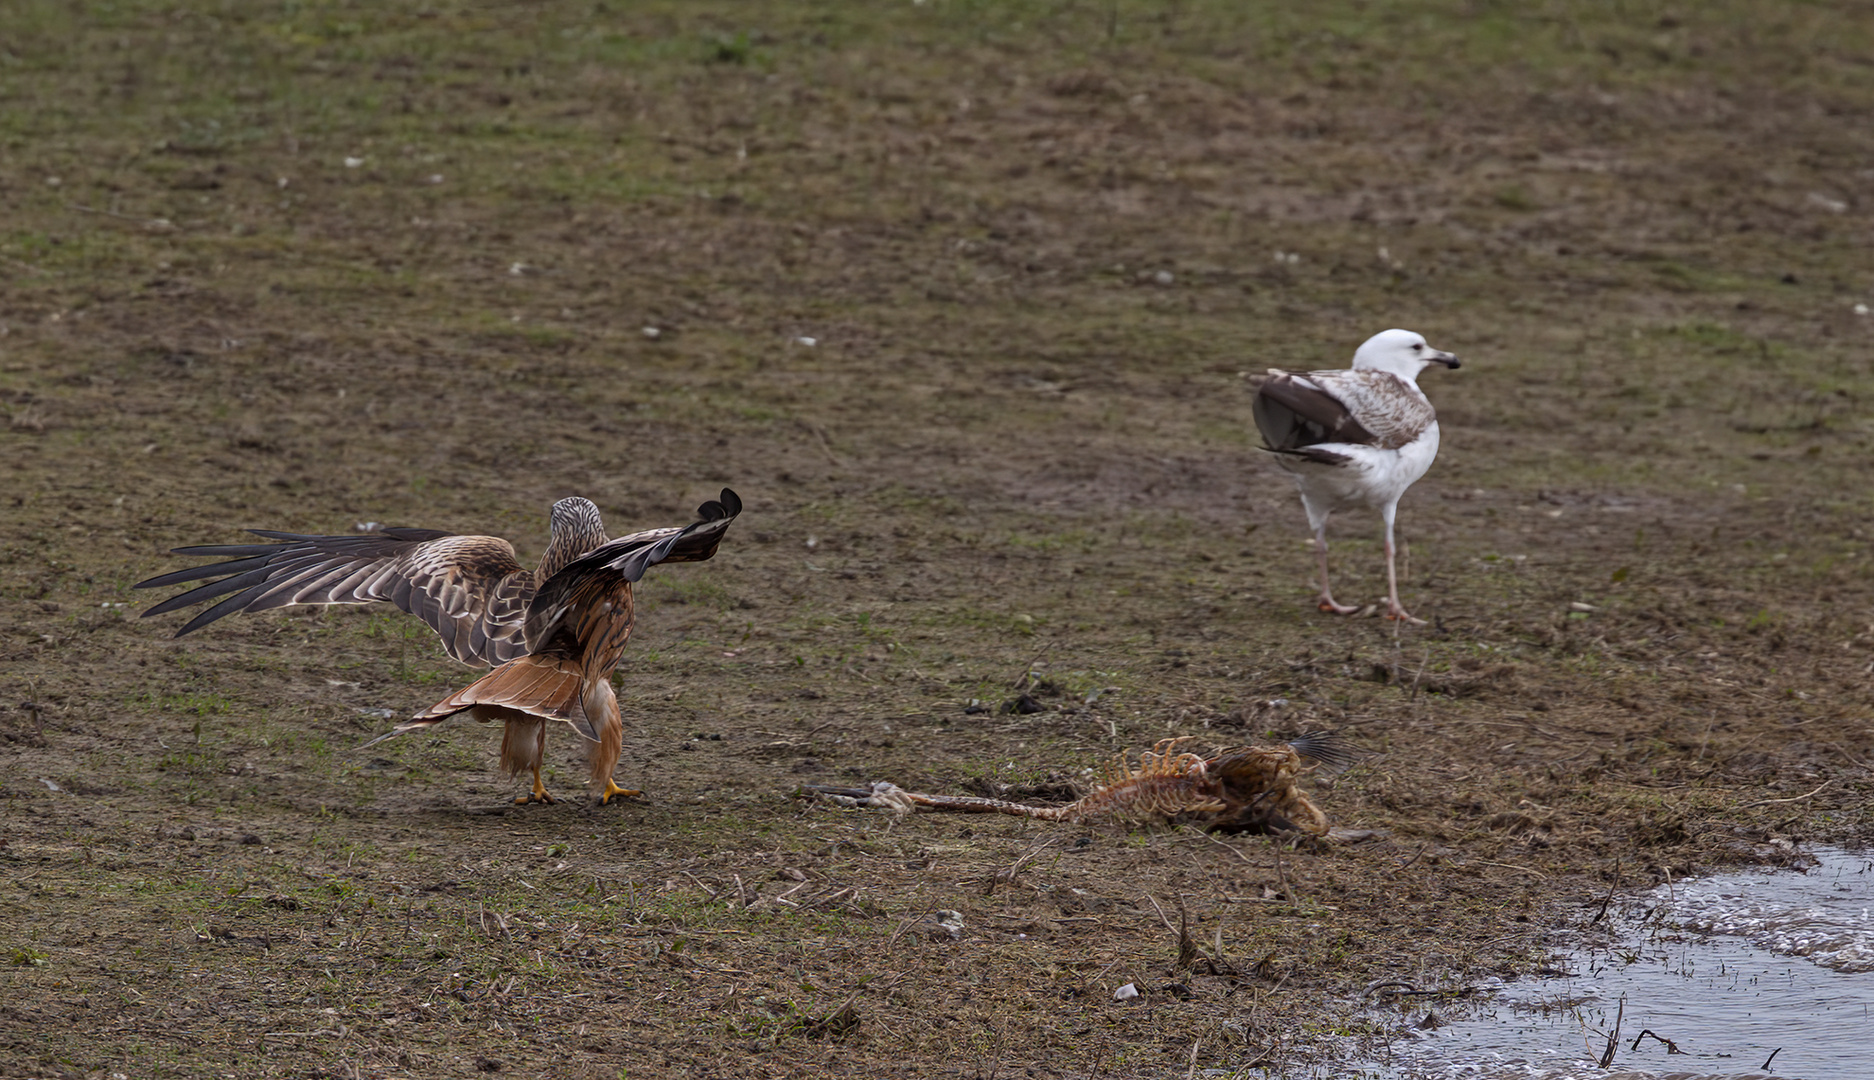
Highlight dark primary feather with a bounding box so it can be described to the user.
[1276,446,1353,466]
[523,489,741,654]
[1254,373,1380,451]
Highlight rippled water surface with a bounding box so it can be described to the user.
[1340,846,1874,1080]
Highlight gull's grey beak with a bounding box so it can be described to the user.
[1431,351,1460,370]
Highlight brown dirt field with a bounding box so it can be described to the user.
[3,3,1873,1077]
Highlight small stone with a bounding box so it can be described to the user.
[927,909,965,941]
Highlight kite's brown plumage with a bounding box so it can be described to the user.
[138,490,741,804]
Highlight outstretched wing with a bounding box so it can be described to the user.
[1254,369,1433,452]
[135,528,538,666]
[522,489,741,654]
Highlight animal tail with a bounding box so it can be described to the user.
[358,653,595,750]
[1287,730,1358,774]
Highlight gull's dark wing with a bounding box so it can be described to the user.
[135,528,538,666]
[1253,370,1381,452]
[1255,369,1434,453]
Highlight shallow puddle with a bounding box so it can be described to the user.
[1334,846,1874,1080]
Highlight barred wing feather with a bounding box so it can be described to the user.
[136,530,538,667]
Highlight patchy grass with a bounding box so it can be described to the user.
[5,0,1874,1076]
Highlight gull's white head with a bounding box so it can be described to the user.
[1350,328,1460,381]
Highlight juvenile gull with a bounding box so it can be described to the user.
[1253,328,1459,624]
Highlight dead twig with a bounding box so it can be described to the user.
[984,837,1056,896]
[1144,892,1179,937]
[1139,894,1202,972]
[885,906,935,953]
[1823,742,1873,770]
[1183,825,1255,865]
[798,419,843,467]
[1010,646,1052,690]
[1590,861,1621,924]
[1082,956,1125,994]
[1407,650,1431,698]
[1175,901,1198,971]
[1630,1028,1682,1054]
[1599,996,1625,1068]
[810,971,908,1039]
[1740,778,1834,809]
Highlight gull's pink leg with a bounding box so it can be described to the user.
[1314,524,1359,615]
[1380,506,1425,625]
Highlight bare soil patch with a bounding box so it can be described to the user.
[4,3,1873,1077]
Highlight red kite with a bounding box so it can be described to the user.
[137,490,741,804]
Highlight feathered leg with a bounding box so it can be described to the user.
[585,680,638,804]
[1303,496,1358,615]
[499,714,555,804]
[1380,502,1424,624]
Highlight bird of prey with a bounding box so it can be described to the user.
[1253,329,1459,624]
[135,490,742,805]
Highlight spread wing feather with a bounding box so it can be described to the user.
[135,530,538,667]
[523,489,741,654]
[1254,369,1434,452]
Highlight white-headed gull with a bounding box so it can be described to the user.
[1253,328,1460,624]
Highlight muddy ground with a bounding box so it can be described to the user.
[4,3,1874,1077]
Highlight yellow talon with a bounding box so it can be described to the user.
[598,779,640,805]
[515,770,556,805]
